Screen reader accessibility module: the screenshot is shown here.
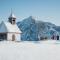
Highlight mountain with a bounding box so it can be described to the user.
[17,16,38,41]
[17,16,60,41]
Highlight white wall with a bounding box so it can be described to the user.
[7,33,21,41]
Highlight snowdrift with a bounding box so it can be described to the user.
[0,40,60,60]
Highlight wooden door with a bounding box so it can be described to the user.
[12,34,15,41]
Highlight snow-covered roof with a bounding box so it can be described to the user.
[0,21,22,33]
[9,13,16,18]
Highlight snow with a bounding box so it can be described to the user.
[0,21,22,33]
[9,12,16,18]
[0,40,60,60]
[4,22,21,33]
[0,21,8,33]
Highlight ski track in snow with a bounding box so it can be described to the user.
[0,40,60,60]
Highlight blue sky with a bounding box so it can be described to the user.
[0,0,60,26]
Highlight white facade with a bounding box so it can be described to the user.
[0,12,22,41]
[0,22,22,41]
[7,33,21,41]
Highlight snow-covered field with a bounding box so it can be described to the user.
[0,40,60,60]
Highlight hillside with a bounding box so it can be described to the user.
[0,40,60,60]
[17,16,60,41]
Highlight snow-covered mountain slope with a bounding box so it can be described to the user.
[17,16,60,41]
[17,16,38,41]
[0,40,60,60]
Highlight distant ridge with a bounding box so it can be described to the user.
[17,16,60,41]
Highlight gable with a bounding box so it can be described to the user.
[0,22,8,33]
[4,22,22,33]
[0,21,22,33]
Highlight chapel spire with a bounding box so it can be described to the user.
[8,10,16,24]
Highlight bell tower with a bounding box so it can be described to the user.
[8,11,16,24]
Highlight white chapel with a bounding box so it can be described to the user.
[0,12,22,41]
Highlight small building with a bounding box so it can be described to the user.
[0,12,22,41]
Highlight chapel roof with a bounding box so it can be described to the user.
[9,12,16,19]
[0,21,22,33]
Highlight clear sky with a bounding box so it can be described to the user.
[0,0,60,26]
